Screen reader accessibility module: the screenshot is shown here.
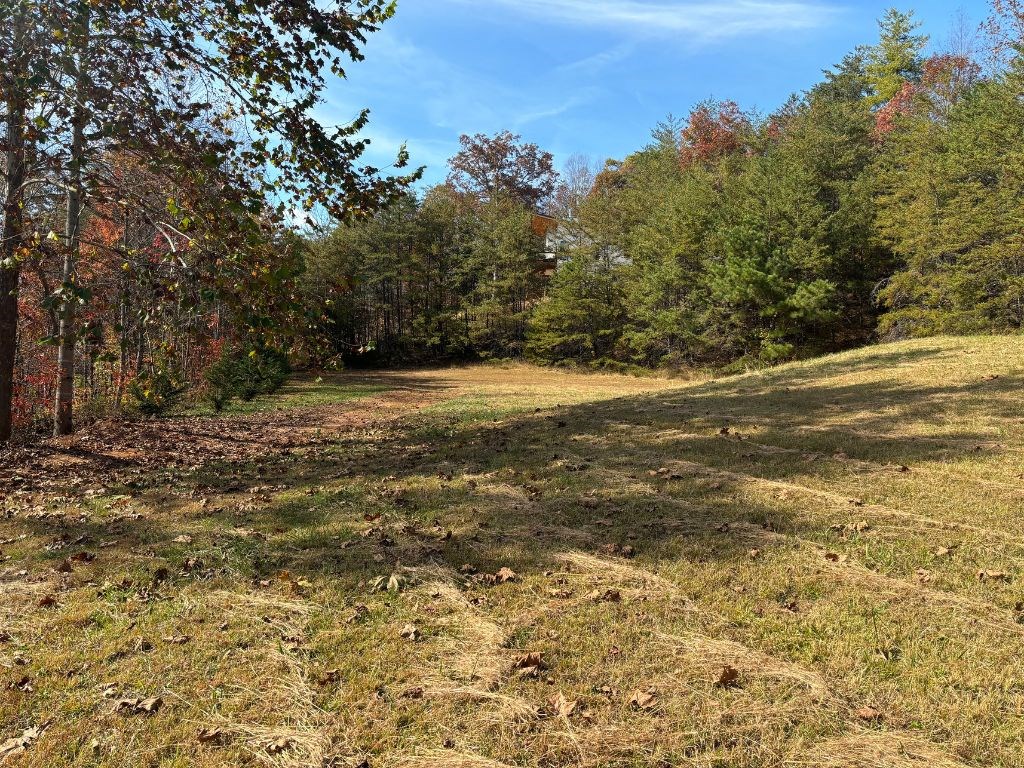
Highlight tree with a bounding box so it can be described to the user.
[447,131,557,209]
[0,1,48,441]
[0,0,419,441]
[460,195,541,357]
[875,45,1024,335]
[526,250,625,363]
[679,100,752,169]
[865,9,928,108]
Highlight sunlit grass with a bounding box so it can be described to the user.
[179,376,389,417]
[2,335,1023,767]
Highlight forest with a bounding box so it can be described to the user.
[2,1,1023,442]
[307,6,1024,372]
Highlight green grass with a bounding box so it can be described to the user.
[179,376,389,417]
[2,336,1024,767]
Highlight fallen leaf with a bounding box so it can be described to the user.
[265,736,294,755]
[587,588,621,603]
[855,705,882,722]
[547,691,578,717]
[10,676,32,693]
[495,567,517,583]
[371,573,407,593]
[0,723,46,759]
[513,651,547,678]
[347,604,370,624]
[715,665,740,688]
[629,687,658,710]
[978,570,1011,583]
[514,651,546,670]
[117,696,163,715]
[197,727,225,744]
[400,623,420,642]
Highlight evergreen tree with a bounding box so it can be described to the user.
[876,49,1024,335]
[865,9,929,108]
[526,250,625,363]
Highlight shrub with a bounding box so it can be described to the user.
[128,365,187,416]
[202,345,291,409]
[203,354,242,411]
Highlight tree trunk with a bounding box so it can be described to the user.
[54,3,90,436]
[0,9,29,444]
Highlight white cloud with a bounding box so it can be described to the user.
[555,42,638,76]
[340,30,607,134]
[445,0,838,40]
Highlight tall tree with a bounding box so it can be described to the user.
[0,0,419,441]
[865,9,928,108]
[447,131,557,210]
[875,48,1024,335]
[0,1,48,441]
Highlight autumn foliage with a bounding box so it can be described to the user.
[679,100,750,169]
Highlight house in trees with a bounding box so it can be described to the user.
[531,213,560,277]
[531,212,628,274]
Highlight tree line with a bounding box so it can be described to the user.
[3,2,1023,443]
[305,4,1024,373]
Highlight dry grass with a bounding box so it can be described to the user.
[2,336,1024,767]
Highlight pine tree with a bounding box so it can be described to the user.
[865,9,929,108]
[876,47,1024,335]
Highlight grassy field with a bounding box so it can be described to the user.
[2,336,1023,767]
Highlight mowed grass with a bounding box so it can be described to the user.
[179,376,391,417]
[2,336,1023,767]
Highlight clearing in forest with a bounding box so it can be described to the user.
[1,335,1023,768]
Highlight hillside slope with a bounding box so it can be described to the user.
[1,336,1023,767]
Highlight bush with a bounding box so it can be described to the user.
[202,345,291,410]
[203,354,241,411]
[253,347,290,394]
[128,365,187,416]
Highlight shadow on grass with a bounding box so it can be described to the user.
[15,342,1016,594]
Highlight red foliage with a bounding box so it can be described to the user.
[874,54,981,141]
[873,81,916,140]
[680,101,748,170]
[921,54,981,115]
[12,285,58,429]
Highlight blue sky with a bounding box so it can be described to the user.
[322,0,991,187]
